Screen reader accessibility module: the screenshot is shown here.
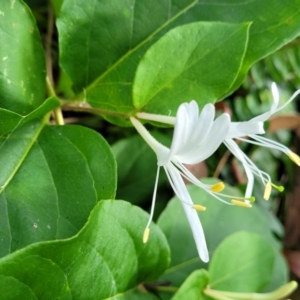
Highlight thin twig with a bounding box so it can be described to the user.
[62,104,130,119]
[46,3,64,125]
[46,2,54,85]
[213,149,232,178]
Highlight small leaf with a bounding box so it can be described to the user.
[133,22,250,114]
[0,0,46,114]
[0,123,117,256]
[171,270,210,300]
[0,200,170,299]
[209,231,275,292]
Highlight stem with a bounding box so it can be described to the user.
[62,103,130,119]
[46,1,54,86]
[46,2,64,125]
[153,286,178,293]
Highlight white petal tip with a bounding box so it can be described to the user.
[201,253,209,263]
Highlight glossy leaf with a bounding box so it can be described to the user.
[0,0,46,114]
[0,122,117,257]
[171,270,210,300]
[0,200,170,299]
[157,180,287,291]
[0,275,38,300]
[209,231,275,292]
[57,0,300,125]
[133,22,249,114]
[179,1,300,90]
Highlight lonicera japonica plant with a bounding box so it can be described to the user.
[1,0,300,299]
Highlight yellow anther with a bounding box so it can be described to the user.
[192,204,207,211]
[288,151,300,166]
[264,182,284,200]
[210,182,225,193]
[264,182,272,200]
[143,228,150,243]
[231,199,252,208]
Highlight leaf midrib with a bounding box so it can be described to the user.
[0,117,48,193]
[84,0,198,94]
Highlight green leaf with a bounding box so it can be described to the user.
[157,180,287,290]
[171,270,210,300]
[0,200,170,299]
[0,97,60,135]
[57,0,300,125]
[0,275,37,300]
[182,1,300,90]
[209,231,275,292]
[133,22,249,114]
[0,0,46,114]
[0,122,117,257]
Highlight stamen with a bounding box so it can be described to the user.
[231,199,252,208]
[288,151,300,166]
[143,228,150,243]
[264,182,272,200]
[264,182,284,200]
[271,183,284,192]
[192,204,207,211]
[210,182,225,193]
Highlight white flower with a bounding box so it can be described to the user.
[131,101,232,262]
[225,83,300,200]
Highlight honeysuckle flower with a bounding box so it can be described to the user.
[225,83,300,200]
[131,101,245,262]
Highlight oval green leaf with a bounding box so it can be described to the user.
[133,22,250,114]
[208,231,275,292]
[0,122,116,257]
[0,200,170,299]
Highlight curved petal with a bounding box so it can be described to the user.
[165,163,209,262]
[178,113,230,164]
[168,104,190,161]
[271,82,280,113]
[226,120,265,139]
[190,103,215,144]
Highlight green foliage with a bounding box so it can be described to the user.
[133,22,249,114]
[0,200,170,299]
[1,0,299,298]
[158,181,287,294]
[0,123,117,256]
[172,232,278,300]
[57,0,300,125]
[0,0,46,114]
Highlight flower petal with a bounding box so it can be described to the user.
[190,103,215,144]
[178,113,230,164]
[226,120,265,139]
[165,163,209,262]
